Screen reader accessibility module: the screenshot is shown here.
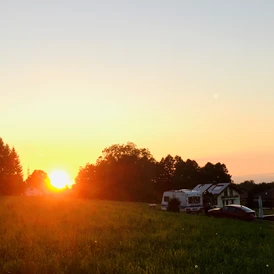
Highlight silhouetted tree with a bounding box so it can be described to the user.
[200,162,231,184]
[74,141,234,202]
[157,157,202,191]
[74,164,97,198]
[236,180,274,207]
[0,139,10,194]
[75,142,157,202]
[98,142,157,201]
[237,180,256,206]
[173,156,186,189]
[0,138,24,195]
[179,159,201,189]
[156,155,175,193]
[237,180,256,193]
[25,170,49,192]
[7,147,24,194]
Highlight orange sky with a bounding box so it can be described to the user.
[1,1,274,184]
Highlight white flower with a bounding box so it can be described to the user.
[195,265,198,268]
[216,233,218,235]
[266,264,269,267]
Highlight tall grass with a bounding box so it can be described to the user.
[0,197,273,274]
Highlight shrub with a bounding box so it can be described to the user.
[167,197,180,212]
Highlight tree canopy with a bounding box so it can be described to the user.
[74,142,232,202]
[0,138,24,195]
[25,170,50,192]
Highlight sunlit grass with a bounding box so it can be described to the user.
[0,197,273,274]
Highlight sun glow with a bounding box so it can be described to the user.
[48,170,74,189]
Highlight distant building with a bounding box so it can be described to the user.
[193,183,241,207]
[24,186,44,196]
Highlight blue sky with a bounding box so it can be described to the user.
[1,0,274,183]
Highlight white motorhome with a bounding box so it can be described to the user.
[161,189,203,213]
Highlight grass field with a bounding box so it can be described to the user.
[0,197,273,274]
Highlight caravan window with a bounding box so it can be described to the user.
[188,196,201,204]
[164,196,170,202]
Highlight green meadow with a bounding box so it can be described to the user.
[0,197,273,274]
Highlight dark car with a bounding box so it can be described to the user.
[207,204,256,221]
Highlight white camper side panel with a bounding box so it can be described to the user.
[181,192,203,212]
[161,190,203,213]
[161,191,175,210]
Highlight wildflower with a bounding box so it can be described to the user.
[195,265,198,268]
[216,233,218,235]
[266,264,269,267]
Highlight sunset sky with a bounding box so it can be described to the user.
[1,0,274,183]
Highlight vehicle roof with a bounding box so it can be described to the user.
[225,204,243,207]
[224,204,253,210]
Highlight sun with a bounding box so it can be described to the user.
[48,170,73,189]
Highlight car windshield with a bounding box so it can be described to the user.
[240,206,254,212]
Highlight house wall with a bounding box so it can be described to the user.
[216,187,240,207]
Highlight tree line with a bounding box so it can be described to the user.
[236,180,274,207]
[73,142,232,202]
[1,137,274,204]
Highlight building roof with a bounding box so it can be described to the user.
[193,184,212,193]
[207,183,231,195]
[193,182,235,195]
[168,183,237,196]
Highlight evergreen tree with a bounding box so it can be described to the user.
[7,147,24,194]
[0,138,24,195]
[0,139,10,194]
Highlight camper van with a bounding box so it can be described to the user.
[161,189,203,213]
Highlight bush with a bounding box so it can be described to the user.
[167,197,181,212]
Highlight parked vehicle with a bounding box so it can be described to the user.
[161,189,203,213]
[207,204,256,221]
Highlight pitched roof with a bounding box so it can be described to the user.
[193,183,238,195]
[207,183,231,195]
[193,184,212,193]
